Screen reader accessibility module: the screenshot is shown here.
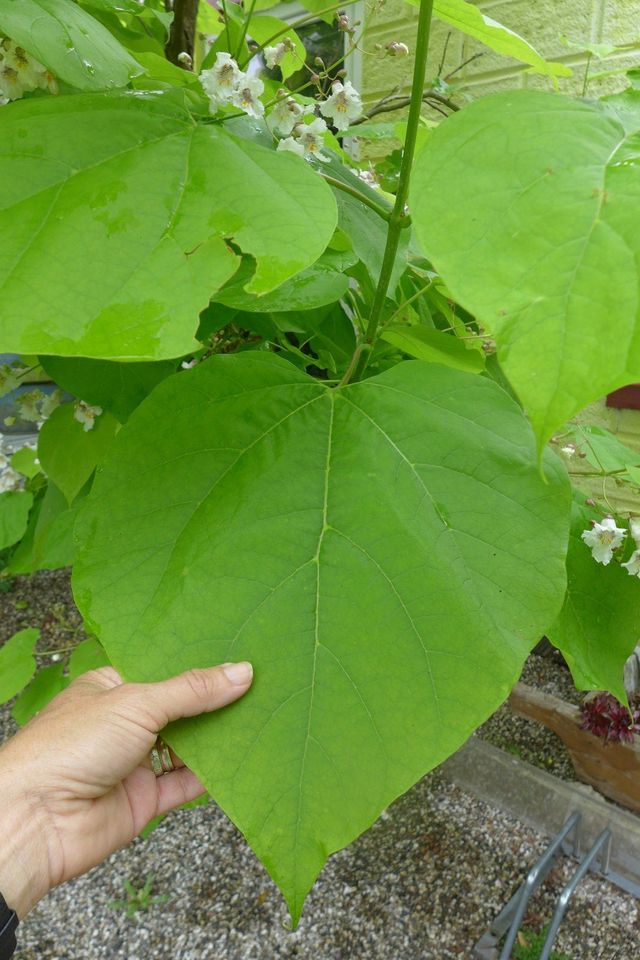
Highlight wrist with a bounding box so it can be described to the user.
[0,743,51,919]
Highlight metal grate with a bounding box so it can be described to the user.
[474,812,613,959]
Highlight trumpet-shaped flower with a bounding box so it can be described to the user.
[200,52,242,112]
[319,80,362,131]
[268,97,310,136]
[74,401,103,432]
[0,38,57,102]
[622,549,640,578]
[265,43,287,69]
[230,74,265,119]
[581,516,627,565]
[277,136,305,158]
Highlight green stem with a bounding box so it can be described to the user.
[246,0,360,66]
[235,0,258,61]
[344,0,435,385]
[320,174,392,222]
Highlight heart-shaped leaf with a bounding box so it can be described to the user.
[0,92,337,360]
[410,90,640,447]
[74,352,569,922]
[0,0,142,90]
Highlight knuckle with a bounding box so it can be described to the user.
[182,668,217,701]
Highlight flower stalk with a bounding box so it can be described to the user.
[342,0,435,385]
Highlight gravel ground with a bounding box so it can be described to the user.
[479,653,580,783]
[2,571,639,959]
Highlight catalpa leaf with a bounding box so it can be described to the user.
[410,90,640,448]
[0,92,337,360]
[74,353,570,922]
[0,0,142,90]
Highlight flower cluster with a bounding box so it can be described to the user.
[200,52,264,119]
[73,401,103,432]
[0,37,57,104]
[0,451,24,493]
[580,692,640,744]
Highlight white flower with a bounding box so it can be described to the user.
[73,401,102,432]
[295,117,330,161]
[630,517,640,548]
[622,549,640,578]
[39,388,63,421]
[581,517,627,565]
[267,96,311,136]
[200,52,242,112]
[0,364,20,398]
[560,443,576,458]
[0,457,24,493]
[181,359,198,370]
[16,389,44,423]
[0,38,56,102]
[265,43,287,69]
[230,74,264,118]
[319,80,362,131]
[277,136,305,157]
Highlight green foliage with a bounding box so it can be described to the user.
[11,446,41,480]
[74,351,570,921]
[0,91,337,360]
[513,925,573,960]
[68,637,110,681]
[8,483,81,574]
[40,357,177,423]
[410,90,640,448]
[380,325,485,373]
[0,627,39,702]
[37,403,119,504]
[0,491,33,550]
[245,17,306,81]
[108,873,168,917]
[11,661,67,724]
[548,496,640,704]
[0,0,142,89]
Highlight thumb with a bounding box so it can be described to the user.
[135,662,253,728]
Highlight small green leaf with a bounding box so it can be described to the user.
[215,255,349,313]
[74,352,570,924]
[0,490,33,550]
[424,0,571,77]
[0,92,337,360]
[0,0,142,90]
[381,326,485,374]
[11,446,41,479]
[68,637,110,681]
[0,627,39,703]
[548,497,639,703]
[11,662,67,725]
[570,424,640,474]
[38,404,119,504]
[8,483,81,574]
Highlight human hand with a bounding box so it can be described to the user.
[0,661,253,918]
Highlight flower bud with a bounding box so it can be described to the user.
[177,51,193,68]
[387,41,409,57]
[314,56,324,67]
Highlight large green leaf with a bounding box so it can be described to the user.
[410,90,640,448]
[0,92,337,360]
[38,403,119,503]
[426,0,570,78]
[0,490,33,550]
[0,627,39,703]
[74,352,569,922]
[548,497,640,704]
[0,0,142,90]
[40,356,177,423]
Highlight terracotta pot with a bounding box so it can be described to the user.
[508,682,640,814]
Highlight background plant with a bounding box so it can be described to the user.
[0,0,639,926]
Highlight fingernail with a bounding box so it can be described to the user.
[222,661,253,685]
